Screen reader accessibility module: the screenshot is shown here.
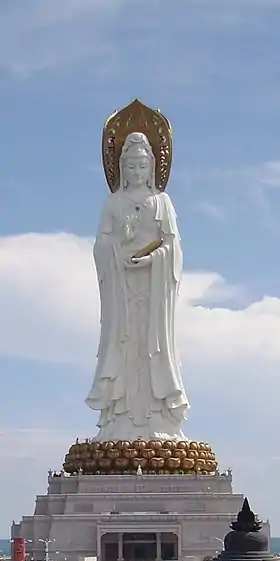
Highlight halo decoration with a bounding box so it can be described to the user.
[102,99,172,192]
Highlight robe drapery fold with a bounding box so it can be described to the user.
[85,191,190,440]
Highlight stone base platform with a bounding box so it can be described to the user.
[11,470,268,561]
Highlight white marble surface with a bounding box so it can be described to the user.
[13,472,259,561]
[86,132,190,441]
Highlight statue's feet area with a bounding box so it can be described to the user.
[63,439,218,475]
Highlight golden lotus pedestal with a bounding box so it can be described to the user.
[63,438,218,476]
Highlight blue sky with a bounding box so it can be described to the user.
[1,0,280,537]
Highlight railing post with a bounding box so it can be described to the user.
[118,533,123,561]
[156,532,161,561]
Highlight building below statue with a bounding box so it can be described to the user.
[11,470,270,561]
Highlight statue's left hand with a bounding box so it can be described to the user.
[125,255,152,268]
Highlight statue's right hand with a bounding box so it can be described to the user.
[124,259,137,269]
[125,255,152,269]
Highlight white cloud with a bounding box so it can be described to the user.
[0,427,72,461]
[1,232,280,368]
[187,0,280,5]
[257,161,280,189]
[185,160,280,236]
[2,232,280,533]
[187,160,280,190]
[0,0,121,76]
[0,427,73,535]
[0,233,99,364]
[24,0,118,26]
[0,0,276,79]
[219,160,280,191]
[193,200,226,222]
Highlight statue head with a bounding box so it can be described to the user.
[119,132,155,191]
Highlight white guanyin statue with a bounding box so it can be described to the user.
[85,99,190,441]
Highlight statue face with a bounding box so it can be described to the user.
[122,153,151,189]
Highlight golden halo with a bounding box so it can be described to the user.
[102,99,172,192]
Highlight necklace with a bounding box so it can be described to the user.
[127,194,148,208]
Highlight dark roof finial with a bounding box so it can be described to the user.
[230,497,262,532]
[214,496,275,561]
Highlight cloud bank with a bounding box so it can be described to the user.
[1,232,280,368]
[1,232,280,533]
[0,0,276,78]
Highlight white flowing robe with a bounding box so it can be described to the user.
[86,190,190,440]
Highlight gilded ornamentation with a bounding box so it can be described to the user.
[195,459,206,470]
[163,440,177,450]
[99,458,112,470]
[116,440,131,450]
[101,441,115,451]
[132,457,148,469]
[132,439,147,451]
[107,449,121,459]
[147,440,162,451]
[177,441,188,450]
[115,457,129,469]
[150,457,165,470]
[182,458,195,470]
[174,449,187,459]
[166,457,181,470]
[102,99,172,192]
[187,450,199,459]
[141,448,156,460]
[63,439,218,476]
[123,448,138,460]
